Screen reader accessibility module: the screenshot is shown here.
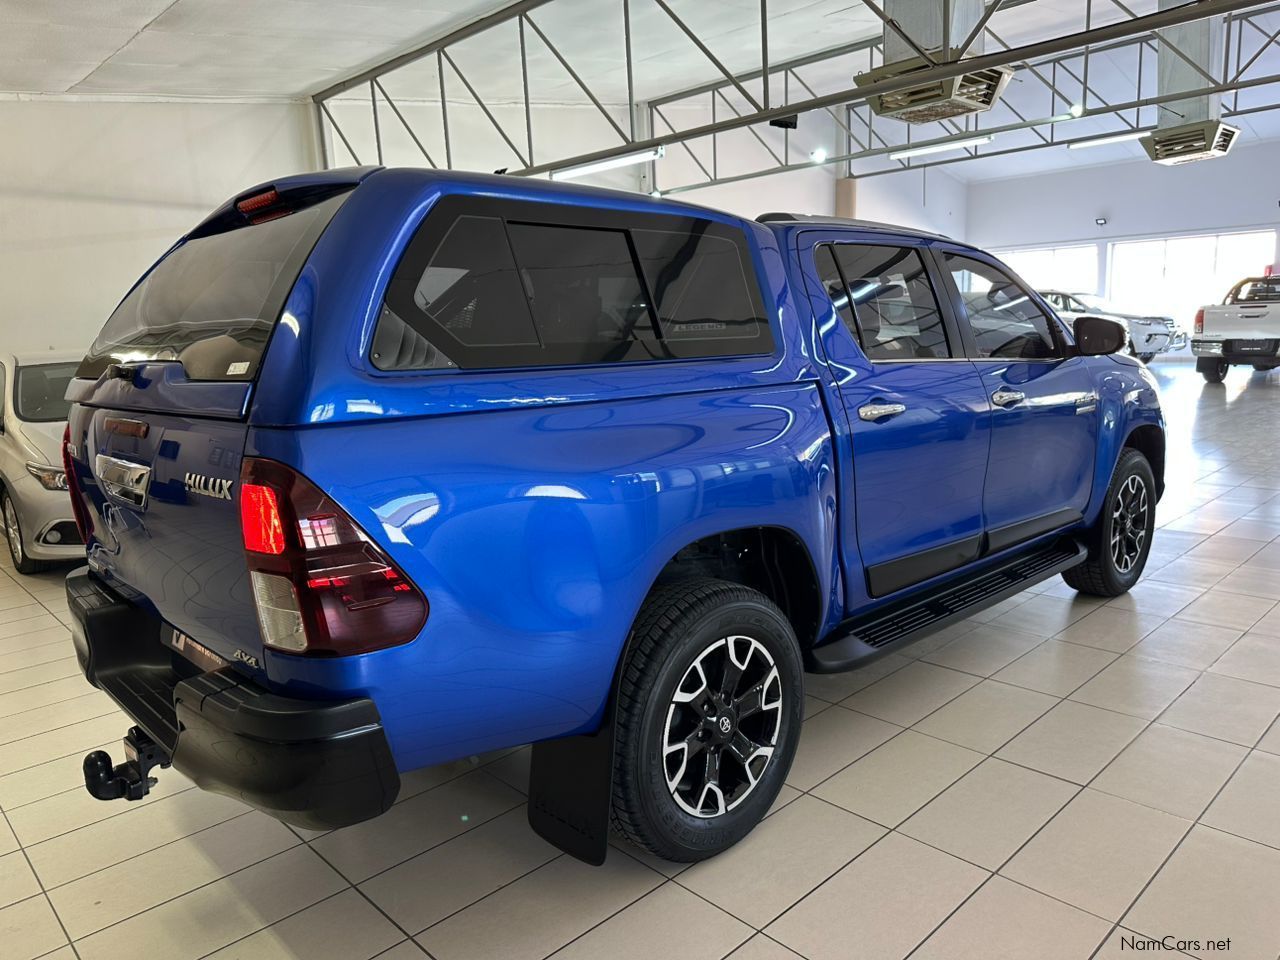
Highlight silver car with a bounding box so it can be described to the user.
[0,354,85,573]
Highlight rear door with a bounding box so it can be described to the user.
[804,236,992,601]
[65,187,350,669]
[936,248,1097,551]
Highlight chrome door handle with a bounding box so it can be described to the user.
[992,389,1026,407]
[858,402,907,421]
[95,454,151,509]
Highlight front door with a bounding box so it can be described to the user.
[937,249,1098,552]
[804,237,992,602]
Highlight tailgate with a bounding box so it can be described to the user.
[1202,303,1280,338]
[66,387,259,669]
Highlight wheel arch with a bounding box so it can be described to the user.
[642,525,824,649]
[1122,423,1166,499]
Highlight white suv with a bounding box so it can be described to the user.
[1040,291,1185,362]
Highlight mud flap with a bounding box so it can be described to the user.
[527,710,615,866]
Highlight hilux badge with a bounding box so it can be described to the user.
[184,473,234,501]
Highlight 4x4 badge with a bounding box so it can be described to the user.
[184,473,234,501]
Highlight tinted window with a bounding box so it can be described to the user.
[945,253,1060,360]
[15,363,77,423]
[79,191,349,381]
[632,228,763,342]
[506,223,660,361]
[823,244,951,360]
[379,196,772,370]
[412,215,538,348]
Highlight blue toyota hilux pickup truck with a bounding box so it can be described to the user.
[64,166,1163,864]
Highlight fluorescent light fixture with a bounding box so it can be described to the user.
[550,145,665,181]
[1068,130,1150,149]
[809,147,828,163]
[888,135,993,160]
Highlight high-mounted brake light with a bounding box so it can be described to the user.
[1194,308,1204,335]
[61,425,93,543]
[236,188,279,215]
[239,458,428,656]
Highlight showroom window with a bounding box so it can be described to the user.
[944,253,1060,360]
[818,243,952,361]
[990,244,1099,294]
[1108,230,1277,322]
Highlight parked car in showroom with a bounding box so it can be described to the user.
[1192,273,1280,382]
[64,168,1164,866]
[0,353,85,573]
[1039,291,1184,362]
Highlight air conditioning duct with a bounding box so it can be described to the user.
[855,0,1012,124]
[1142,0,1238,164]
[1142,119,1239,164]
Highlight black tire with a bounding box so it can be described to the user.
[1253,363,1273,372]
[2,490,51,575]
[1062,448,1156,597]
[610,577,803,862]
[1138,354,1156,363]
[1199,358,1229,383]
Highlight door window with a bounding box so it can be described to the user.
[945,253,1061,360]
[818,244,951,361]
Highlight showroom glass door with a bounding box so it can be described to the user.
[802,236,992,604]
[937,248,1098,551]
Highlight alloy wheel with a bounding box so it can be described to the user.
[662,635,782,818]
[3,497,22,564]
[1110,474,1149,574]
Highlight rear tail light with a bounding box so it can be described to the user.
[1194,308,1204,335]
[239,458,427,656]
[61,425,93,543]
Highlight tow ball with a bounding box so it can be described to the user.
[83,726,171,802]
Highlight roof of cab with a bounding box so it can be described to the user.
[755,212,952,242]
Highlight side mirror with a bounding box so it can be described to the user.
[1073,315,1127,356]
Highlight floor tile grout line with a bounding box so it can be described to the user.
[32,808,259,894]
[1085,731,1260,960]
[187,886,358,960]
[0,706,124,751]
[1,804,84,960]
[7,782,200,849]
[53,838,321,948]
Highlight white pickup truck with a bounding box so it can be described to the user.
[1193,275,1280,382]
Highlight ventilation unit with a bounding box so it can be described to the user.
[855,0,1012,124]
[1142,119,1240,164]
[1143,0,1238,164]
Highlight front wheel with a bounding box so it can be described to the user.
[1062,448,1156,597]
[2,491,50,575]
[1199,358,1229,383]
[610,578,803,861]
[1253,363,1274,372]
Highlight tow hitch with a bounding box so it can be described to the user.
[83,726,171,801]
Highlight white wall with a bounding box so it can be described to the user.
[0,99,317,355]
[966,139,1280,261]
[849,167,968,238]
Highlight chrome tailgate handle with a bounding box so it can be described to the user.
[992,389,1026,407]
[858,402,907,421]
[95,455,151,508]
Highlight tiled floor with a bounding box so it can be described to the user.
[3,360,1280,960]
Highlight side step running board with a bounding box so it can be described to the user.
[808,539,1088,673]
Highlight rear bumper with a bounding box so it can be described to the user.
[1192,338,1280,361]
[66,566,400,830]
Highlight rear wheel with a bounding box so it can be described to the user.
[1253,363,1274,372]
[611,578,803,861]
[1062,448,1155,597]
[2,491,51,575]
[1138,353,1156,363]
[1199,358,1229,383]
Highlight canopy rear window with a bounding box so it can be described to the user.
[77,191,349,382]
[376,195,773,370]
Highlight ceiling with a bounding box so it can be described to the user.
[0,0,514,98]
[3,0,1278,182]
